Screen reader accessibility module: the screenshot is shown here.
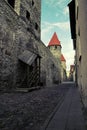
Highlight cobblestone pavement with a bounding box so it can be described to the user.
[45,83,86,130]
[0,83,70,130]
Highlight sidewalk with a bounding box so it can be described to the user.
[43,83,86,130]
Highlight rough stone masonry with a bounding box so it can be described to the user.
[0,0,61,90]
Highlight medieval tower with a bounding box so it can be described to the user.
[48,32,66,82]
[48,32,61,62]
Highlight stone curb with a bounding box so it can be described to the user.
[41,94,66,130]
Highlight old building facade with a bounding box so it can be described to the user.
[0,0,61,90]
[68,0,87,107]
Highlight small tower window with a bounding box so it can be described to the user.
[7,0,15,8]
[26,11,30,21]
[35,23,38,30]
[55,46,57,49]
[32,0,34,6]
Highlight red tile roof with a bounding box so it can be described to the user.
[61,54,66,62]
[48,32,61,46]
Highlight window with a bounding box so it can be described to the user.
[78,27,80,36]
[79,55,82,62]
[32,0,34,6]
[52,64,54,68]
[35,23,38,30]
[55,46,57,49]
[7,0,15,8]
[78,37,81,62]
[26,11,30,21]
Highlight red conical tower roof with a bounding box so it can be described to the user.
[61,54,66,62]
[48,32,61,46]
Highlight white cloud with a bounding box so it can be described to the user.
[52,22,70,31]
[41,21,70,42]
[45,0,58,7]
[45,0,71,8]
[41,22,53,33]
[63,7,69,15]
[41,26,53,43]
[56,13,59,17]
[56,0,66,6]
[41,21,70,32]
[41,22,53,44]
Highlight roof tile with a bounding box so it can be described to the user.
[48,32,61,46]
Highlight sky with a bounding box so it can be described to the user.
[41,0,75,71]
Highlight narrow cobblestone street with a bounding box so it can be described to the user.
[0,83,69,130]
[0,82,86,130]
[42,82,86,130]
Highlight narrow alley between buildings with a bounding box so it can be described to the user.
[0,0,87,130]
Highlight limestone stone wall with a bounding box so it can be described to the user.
[0,0,61,90]
[48,45,61,82]
[61,61,66,82]
[49,46,61,61]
